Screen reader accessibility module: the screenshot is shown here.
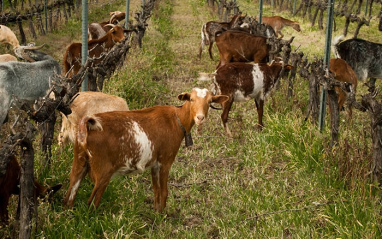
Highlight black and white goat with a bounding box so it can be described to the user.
[332,35,382,90]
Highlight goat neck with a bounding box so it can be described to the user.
[174,101,194,135]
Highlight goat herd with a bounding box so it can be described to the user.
[0,7,381,229]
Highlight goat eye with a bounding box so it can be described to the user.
[190,98,194,102]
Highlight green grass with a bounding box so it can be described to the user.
[1,0,382,238]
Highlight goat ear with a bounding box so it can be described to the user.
[178,93,191,101]
[212,95,229,104]
[285,65,294,70]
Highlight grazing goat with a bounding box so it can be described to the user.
[329,58,358,117]
[0,25,20,48]
[215,30,274,69]
[0,45,60,126]
[199,14,246,60]
[88,11,127,40]
[0,54,17,63]
[212,62,292,137]
[0,155,61,225]
[332,35,382,90]
[64,24,130,77]
[259,16,301,38]
[58,91,129,146]
[63,88,228,211]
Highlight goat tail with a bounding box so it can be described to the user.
[198,72,216,82]
[332,35,344,46]
[332,35,345,58]
[201,24,209,45]
[77,116,103,148]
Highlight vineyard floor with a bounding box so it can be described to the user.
[1,0,382,238]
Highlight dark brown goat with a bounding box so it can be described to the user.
[215,30,273,69]
[0,155,61,225]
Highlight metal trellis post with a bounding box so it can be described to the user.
[318,0,335,132]
[125,0,130,28]
[81,0,88,91]
[45,0,48,32]
[259,0,263,23]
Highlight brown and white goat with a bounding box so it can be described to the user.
[212,62,293,137]
[0,25,20,49]
[64,25,132,77]
[198,14,246,60]
[215,30,273,69]
[63,88,228,211]
[0,155,61,225]
[329,58,358,117]
[259,16,301,39]
[58,91,129,146]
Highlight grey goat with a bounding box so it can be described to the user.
[0,44,61,126]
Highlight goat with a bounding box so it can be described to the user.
[0,25,20,49]
[88,11,127,40]
[0,44,60,126]
[332,35,382,91]
[212,62,292,137]
[258,16,301,39]
[63,88,228,211]
[329,58,358,117]
[0,54,17,63]
[58,91,129,146]
[237,16,276,38]
[64,24,131,77]
[215,30,275,69]
[0,155,61,225]
[198,14,246,60]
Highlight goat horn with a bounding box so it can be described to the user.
[210,104,222,110]
[21,43,46,50]
[105,24,117,31]
[110,15,117,24]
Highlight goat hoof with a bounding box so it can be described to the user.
[255,125,264,132]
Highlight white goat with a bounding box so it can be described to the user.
[0,25,20,48]
[58,91,129,146]
[0,54,17,63]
